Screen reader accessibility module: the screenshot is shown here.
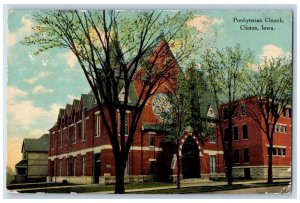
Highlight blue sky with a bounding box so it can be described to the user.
[6,10,292,169]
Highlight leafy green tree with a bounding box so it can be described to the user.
[201,45,253,185]
[160,64,211,189]
[242,57,292,183]
[22,10,200,193]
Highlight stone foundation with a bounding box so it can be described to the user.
[48,176,93,184]
[232,166,291,179]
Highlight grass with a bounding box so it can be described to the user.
[15,182,173,193]
[129,181,290,194]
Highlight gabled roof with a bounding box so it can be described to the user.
[21,134,49,153]
[15,159,28,167]
[73,99,80,111]
[58,108,65,119]
[81,94,94,109]
[65,104,72,115]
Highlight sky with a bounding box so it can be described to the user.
[6,10,292,170]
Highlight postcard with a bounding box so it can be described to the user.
[6,8,293,196]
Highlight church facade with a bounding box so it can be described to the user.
[47,42,225,185]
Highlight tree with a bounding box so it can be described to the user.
[22,10,200,193]
[242,57,292,183]
[160,64,210,189]
[201,45,253,185]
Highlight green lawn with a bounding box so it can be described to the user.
[16,182,173,193]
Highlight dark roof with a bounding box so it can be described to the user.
[15,159,28,167]
[81,94,94,109]
[65,104,72,115]
[22,134,49,153]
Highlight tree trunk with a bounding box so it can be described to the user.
[176,138,180,189]
[267,143,273,184]
[114,158,125,194]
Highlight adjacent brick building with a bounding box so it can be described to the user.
[220,96,292,179]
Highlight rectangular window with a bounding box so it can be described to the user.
[241,103,247,116]
[279,125,283,133]
[149,161,155,175]
[149,133,155,146]
[82,156,86,176]
[224,128,229,141]
[283,108,286,117]
[242,124,248,139]
[96,114,101,137]
[244,148,249,162]
[210,156,216,173]
[282,148,286,156]
[209,127,216,143]
[232,110,237,118]
[272,148,277,155]
[288,108,292,118]
[60,127,63,147]
[233,126,239,141]
[66,159,69,176]
[223,108,228,119]
[234,149,240,163]
[278,148,282,156]
[275,124,279,132]
[73,119,77,143]
[282,125,287,133]
[81,112,85,140]
[59,159,62,176]
[73,157,76,176]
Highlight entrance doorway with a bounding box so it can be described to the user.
[181,136,200,178]
[94,153,101,184]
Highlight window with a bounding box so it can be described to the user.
[232,110,237,118]
[149,133,155,146]
[234,149,240,163]
[124,113,128,135]
[275,124,279,132]
[73,157,77,176]
[149,161,155,175]
[73,119,77,143]
[282,125,287,133]
[282,148,286,156]
[209,127,216,143]
[278,148,282,156]
[66,127,69,145]
[233,126,239,141]
[282,108,286,117]
[241,103,247,116]
[81,111,85,140]
[59,159,62,176]
[82,155,86,175]
[66,159,69,176]
[288,108,292,118]
[96,114,101,137]
[210,156,216,173]
[279,125,283,133]
[272,148,277,155]
[244,148,249,162]
[242,125,248,139]
[223,108,229,119]
[224,128,229,141]
[60,127,63,147]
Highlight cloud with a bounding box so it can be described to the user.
[67,94,80,101]
[20,16,34,33]
[32,85,54,95]
[187,15,223,34]
[260,44,291,60]
[7,86,62,127]
[24,71,51,84]
[8,31,16,48]
[61,50,78,69]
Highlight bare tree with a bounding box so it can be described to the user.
[201,45,253,185]
[23,10,200,193]
[242,57,292,183]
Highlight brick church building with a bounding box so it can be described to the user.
[47,41,291,185]
[47,42,225,185]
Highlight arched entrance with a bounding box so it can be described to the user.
[181,136,200,178]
